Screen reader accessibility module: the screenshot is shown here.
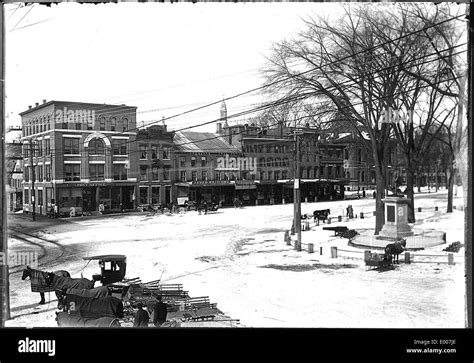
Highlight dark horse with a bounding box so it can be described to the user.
[22,266,70,305]
[384,239,407,264]
[45,272,94,291]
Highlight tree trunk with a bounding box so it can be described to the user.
[406,166,416,223]
[447,165,455,213]
[435,165,439,192]
[374,167,385,235]
[417,166,421,193]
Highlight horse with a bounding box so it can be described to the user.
[60,294,124,319]
[21,266,70,305]
[313,209,330,222]
[384,239,407,264]
[45,272,95,292]
[56,286,111,301]
[55,311,121,328]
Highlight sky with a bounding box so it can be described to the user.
[4,2,342,135]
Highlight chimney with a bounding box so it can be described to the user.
[35,102,39,107]
[216,122,222,134]
[161,116,167,131]
[28,105,32,110]
[42,99,47,104]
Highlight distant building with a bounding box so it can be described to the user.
[6,141,24,212]
[20,100,138,216]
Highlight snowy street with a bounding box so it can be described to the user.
[6,189,466,328]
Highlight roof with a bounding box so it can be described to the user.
[174,131,240,154]
[83,255,127,261]
[20,101,137,116]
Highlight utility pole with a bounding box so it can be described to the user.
[29,139,36,221]
[293,129,302,251]
[0,3,10,324]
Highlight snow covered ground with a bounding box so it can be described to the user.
[6,188,467,328]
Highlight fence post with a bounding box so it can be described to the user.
[418,207,422,212]
[435,206,438,211]
[404,252,411,264]
[338,216,342,222]
[320,246,323,255]
[308,243,314,253]
[284,230,289,244]
[360,212,364,219]
[448,253,454,265]
[331,246,337,258]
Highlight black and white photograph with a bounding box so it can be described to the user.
[0,0,471,359]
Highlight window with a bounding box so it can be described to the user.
[38,190,43,206]
[89,139,105,155]
[191,157,196,167]
[268,171,273,180]
[45,139,51,156]
[90,164,105,181]
[201,157,206,167]
[139,187,148,205]
[87,116,93,130]
[162,147,170,160]
[45,164,51,181]
[112,140,127,155]
[64,164,80,181]
[282,171,288,179]
[111,117,117,131]
[180,171,186,182]
[64,138,79,154]
[180,157,186,167]
[202,171,207,180]
[75,123,82,130]
[274,171,280,180]
[140,165,148,181]
[151,187,160,204]
[151,145,159,159]
[267,158,273,167]
[62,120,68,129]
[192,171,197,181]
[358,149,362,163]
[139,145,147,159]
[36,141,42,157]
[24,166,29,182]
[99,117,106,131]
[152,166,159,181]
[260,171,265,180]
[122,118,128,132]
[163,169,170,180]
[113,164,127,180]
[24,189,29,204]
[37,166,43,181]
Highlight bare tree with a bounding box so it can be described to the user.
[261,3,461,234]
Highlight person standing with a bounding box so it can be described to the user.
[153,295,168,327]
[133,302,149,327]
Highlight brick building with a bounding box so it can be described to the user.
[20,100,138,216]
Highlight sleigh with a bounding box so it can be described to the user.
[365,252,392,270]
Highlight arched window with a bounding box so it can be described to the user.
[99,117,106,131]
[275,158,281,167]
[259,158,265,168]
[267,158,273,167]
[111,117,117,131]
[89,138,105,155]
[122,118,129,132]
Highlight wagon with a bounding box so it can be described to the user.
[83,255,127,286]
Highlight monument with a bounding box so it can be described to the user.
[378,197,414,239]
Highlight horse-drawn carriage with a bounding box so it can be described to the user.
[83,255,127,286]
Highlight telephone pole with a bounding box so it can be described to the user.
[293,128,302,251]
[29,139,36,221]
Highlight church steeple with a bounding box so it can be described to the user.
[220,98,228,123]
[217,98,228,134]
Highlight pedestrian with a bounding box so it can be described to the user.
[133,302,150,327]
[204,201,208,215]
[98,201,104,214]
[153,295,168,327]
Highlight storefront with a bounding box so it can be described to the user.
[56,181,136,215]
[190,180,235,206]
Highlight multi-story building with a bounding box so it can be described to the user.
[135,124,174,206]
[6,141,24,212]
[20,100,138,216]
